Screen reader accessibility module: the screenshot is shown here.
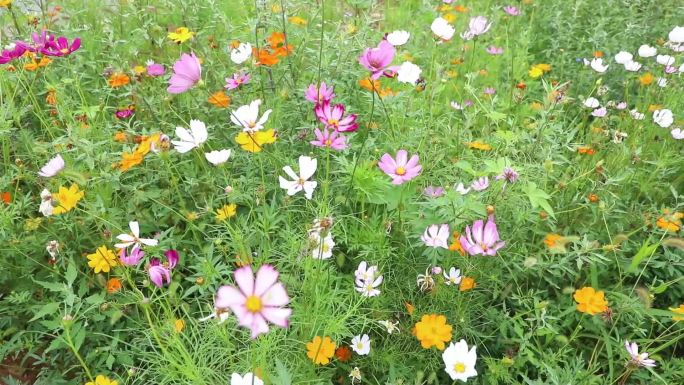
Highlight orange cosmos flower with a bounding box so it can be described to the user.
[639,73,654,86]
[108,73,130,88]
[414,314,452,350]
[208,91,231,108]
[107,278,122,293]
[334,346,352,362]
[573,287,608,315]
[459,277,476,291]
[266,31,286,47]
[2,191,11,204]
[253,48,279,66]
[656,209,683,232]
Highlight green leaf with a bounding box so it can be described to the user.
[65,261,77,286]
[628,241,659,272]
[272,359,293,385]
[30,302,60,322]
[523,182,555,219]
[34,279,67,292]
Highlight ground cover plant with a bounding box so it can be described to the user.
[1,0,683,384]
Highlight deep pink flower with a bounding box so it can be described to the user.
[378,149,422,184]
[146,61,165,76]
[167,53,202,94]
[310,128,347,150]
[31,30,54,51]
[115,108,134,119]
[225,72,251,90]
[148,250,179,287]
[305,82,335,104]
[460,215,505,256]
[215,264,292,339]
[314,101,358,132]
[119,246,145,266]
[41,36,81,57]
[359,40,398,80]
[0,44,28,65]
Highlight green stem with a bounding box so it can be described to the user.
[63,322,94,382]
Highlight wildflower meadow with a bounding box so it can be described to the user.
[2,0,684,384]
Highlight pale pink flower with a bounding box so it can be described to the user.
[310,128,347,150]
[167,52,202,94]
[377,150,422,184]
[421,224,450,249]
[625,341,656,368]
[225,72,251,90]
[461,16,492,41]
[471,177,489,191]
[486,46,504,55]
[119,246,145,266]
[38,154,65,177]
[305,82,335,104]
[503,6,520,16]
[215,265,292,339]
[460,215,505,256]
[423,186,445,198]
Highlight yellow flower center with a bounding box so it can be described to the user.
[245,295,262,312]
[454,362,466,373]
[396,167,406,175]
[60,48,69,54]
[248,121,256,128]
[324,139,332,146]
[321,244,330,252]
[327,119,339,126]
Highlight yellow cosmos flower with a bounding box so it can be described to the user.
[573,287,608,315]
[306,336,336,365]
[168,27,195,44]
[466,141,492,151]
[133,65,146,75]
[174,319,185,333]
[85,375,118,385]
[288,16,307,25]
[670,304,684,321]
[528,66,544,79]
[215,203,237,221]
[235,129,277,153]
[52,185,84,214]
[414,314,453,350]
[87,246,118,273]
[0,0,12,8]
[639,73,654,86]
[656,209,682,232]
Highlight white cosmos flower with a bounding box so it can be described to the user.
[623,60,642,72]
[656,55,675,66]
[630,109,645,120]
[354,261,382,297]
[614,51,633,64]
[421,224,450,249]
[653,109,674,128]
[38,154,65,177]
[386,30,410,46]
[431,17,455,41]
[443,267,462,286]
[204,149,231,165]
[583,97,600,108]
[172,119,208,153]
[638,44,657,57]
[379,320,399,334]
[39,189,53,217]
[657,77,668,87]
[669,26,684,44]
[670,128,684,139]
[311,232,334,260]
[454,182,471,195]
[354,261,376,281]
[278,156,317,199]
[231,373,264,385]
[230,42,252,64]
[115,221,159,249]
[442,339,478,382]
[680,63,684,73]
[350,334,371,355]
[230,99,272,133]
[396,61,422,85]
[590,58,609,73]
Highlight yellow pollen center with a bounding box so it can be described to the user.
[60,48,69,54]
[454,362,466,373]
[297,178,306,186]
[327,119,339,126]
[396,167,406,175]
[321,244,330,252]
[245,295,262,312]
[324,139,332,146]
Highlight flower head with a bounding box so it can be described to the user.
[167,53,202,94]
[167,27,195,44]
[495,167,519,184]
[573,286,608,315]
[378,149,422,184]
[279,156,318,199]
[460,215,505,256]
[314,102,358,132]
[52,184,84,215]
[306,336,336,365]
[39,189,54,217]
[486,46,504,55]
[38,154,64,177]
[231,99,272,132]
[172,119,208,153]
[421,224,450,249]
[443,267,462,286]
[358,40,397,80]
[461,16,492,41]
[442,340,478,381]
[354,261,383,297]
[231,373,264,385]
[115,221,159,250]
[310,128,347,150]
[119,246,145,266]
[205,149,232,165]
[415,314,452,350]
[41,35,81,57]
[235,129,277,152]
[146,60,165,76]
[431,17,455,41]
[386,30,410,46]
[396,61,422,85]
[87,246,118,273]
[653,109,674,128]
[470,176,489,191]
[230,42,252,64]
[305,82,335,104]
[310,232,335,260]
[224,72,251,90]
[350,334,371,355]
[85,375,118,385]
[423,186,445,198]
[503,6,520,16]
[625,341,656,368]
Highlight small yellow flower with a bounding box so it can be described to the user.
[535,63,552,72]
[414,314,452,350]
[573,287,608,315]
[656,209,682,232]
[288,16,307,25]
[442,13,456,23]
[24,217,43,231]
[466,141,492,151]
[670,304,684,321]
[168,27,195,43]
[52,185,84,214]
[85,375,118,385]
[306,336,336,365]
[215,203,237,221]
[185,211,199,221]
[174,319,185,333]
[235,129,277,153]
[528,66,544,79]
[87,246,118,273]
[133,65,146,75]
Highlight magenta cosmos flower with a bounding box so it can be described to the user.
[503,6,520,16]
[148,250,179,287]
[378,149,422,184]
[460,215,505,256]
[305,82,335,104]
[41,36,81,57]
[358,40,398,80]
[146,60,165,76]
[315,101,358,132]
[167,52,202,94]
[215,264,292,339]
[311,128,347,150]
[225,72,251,90]
[0,44,28,64]
[119,246,145,266]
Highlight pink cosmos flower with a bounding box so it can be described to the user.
[495,167,519,184]
[41,36,81,57]
[119,246,145,266]
[460,215,505,256]
[592,107,607,117]
[146,61,165,76]
[461,16,492,41]
[225,72,251,90]
[311,128,347,150]
[167,53,202,94]
[503,6,520,16]
[314,101,358,132]
[115,107,134,119]
[0,44,28,64]
[471,176,490,191]
[484,87,496,95]
[421,224,450,249]
[148,250,179,288]
[378,149,422,184]
[305,82,335,104]
[215,264,292,339]
[38,154,65,178]
[423,186,445,198]
[358,40,398,80]
[486,46,504,55]
[625,341,656,368]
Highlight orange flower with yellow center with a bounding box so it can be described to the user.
[573,287,608,315]
[459,277,476,291]
[108,73,130,88]
[414,314,452,350]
